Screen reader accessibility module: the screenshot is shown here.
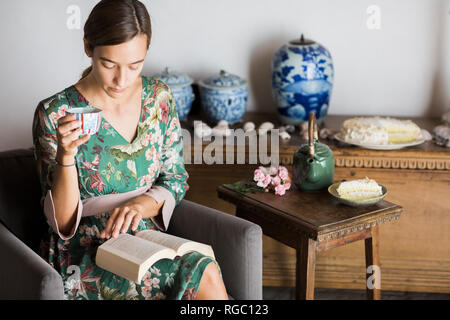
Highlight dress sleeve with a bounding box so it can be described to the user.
[144,89,189,231]
[32,102,83,240]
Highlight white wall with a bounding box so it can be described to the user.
[0,0,448,150]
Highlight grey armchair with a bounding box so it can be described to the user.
[0,148,262,300]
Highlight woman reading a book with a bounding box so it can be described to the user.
[32,0,227,300]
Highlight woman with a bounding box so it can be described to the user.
[32,0,227,300]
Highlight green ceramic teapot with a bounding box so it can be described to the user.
[292,113,334,191]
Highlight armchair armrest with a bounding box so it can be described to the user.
[167,199,262,300]
[0,222,64,299]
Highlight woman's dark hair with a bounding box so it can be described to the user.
[80,0,151,80]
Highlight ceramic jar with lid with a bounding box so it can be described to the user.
[272,35,334,125]
[153,67,195,121]
[199,70,248,124]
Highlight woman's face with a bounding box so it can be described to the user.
[86,34,148,98]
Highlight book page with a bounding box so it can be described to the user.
[136,230,215,259]
[136,229,189,252]
[178,242,215,260]
[98,233,171,265]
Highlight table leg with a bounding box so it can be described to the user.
[296,237,316,300]
[365,225,381,300]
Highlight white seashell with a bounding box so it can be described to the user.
[212,125,232,137]
[217,120,229,127]
[258,122,274,134]
[193,120,206,129]
[433,125,450,147]
[319,128,337,140]
[259,122,274,130]
[194,122,212,138]
[301,130,309,140]
[243,121,255,132]
[420,129,432,141]
[194,128,203,139]
[299,122,308,133]
[194,127,211,139]
[285,125,295,134]
[279,131,291,140]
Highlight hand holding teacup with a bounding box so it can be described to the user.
[56,107,102,163]
[56,114,90,160]
[66,107,102,135]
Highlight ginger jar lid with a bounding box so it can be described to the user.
[153,67,193,87]
[199,70,247,90]
[289,34,316,46]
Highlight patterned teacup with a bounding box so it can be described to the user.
[66,107,102,135]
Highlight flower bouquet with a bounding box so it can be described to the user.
[224,166,291,196]
[253,166,291,196]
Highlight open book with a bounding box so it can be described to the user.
[96,230,215,283]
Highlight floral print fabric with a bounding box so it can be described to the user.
[32,76,219,300]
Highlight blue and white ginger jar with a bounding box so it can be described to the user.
[153,67,195,121]
[199,70,248,124]
[272,35,334,125]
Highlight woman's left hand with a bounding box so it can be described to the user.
[100,202,145,239]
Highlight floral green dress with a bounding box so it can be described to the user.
[32,76,219,300]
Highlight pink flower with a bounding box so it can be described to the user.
[284,182,291,190]
[275,184,286,196]
[257,174,272,188]
[268,166,278,175]
[278,166,289,180]
[258,166,268,175]
[182,287,197,300]
[89,172,106,193]
[139,174,153,187]
[141,132,153,147]
[271,175,281,186]
[101,121,111,130]
[159,101,169,124]
[253,169,265,182]
[145,145,156,161]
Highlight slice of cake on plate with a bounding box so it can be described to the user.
[336,177,383,200]
[341,117,421,145]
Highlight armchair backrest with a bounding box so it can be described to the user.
[0,148,47,252]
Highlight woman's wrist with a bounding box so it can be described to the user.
[132,195,164,219]
[56,151,75,166]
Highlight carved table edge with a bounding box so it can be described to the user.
[316,208,403,243]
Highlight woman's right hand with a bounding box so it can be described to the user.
[56,113,91,161]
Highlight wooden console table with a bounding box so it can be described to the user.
[218,182,403,300]
[182,112,450,293]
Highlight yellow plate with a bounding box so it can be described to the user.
[328,182,387,207]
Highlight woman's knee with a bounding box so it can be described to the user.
[203,262,222,286]
[197,262,228,300]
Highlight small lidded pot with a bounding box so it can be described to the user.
[153,67,195,121]
[199,70,248,124]
[292,112,334,191]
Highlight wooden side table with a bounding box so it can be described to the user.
[217,182,403,300]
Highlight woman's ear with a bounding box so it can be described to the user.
[83,38,92,57]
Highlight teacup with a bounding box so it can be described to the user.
[66,107,102,135]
